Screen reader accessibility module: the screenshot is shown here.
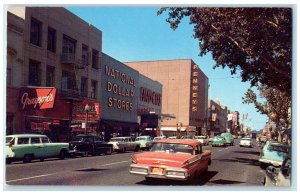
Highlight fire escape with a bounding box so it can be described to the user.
[60,36,89,101]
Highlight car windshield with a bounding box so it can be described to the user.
[268,144,289,153]
[213,136,223,140]
[73,137,85,141]
[150,143,193,154]
[182,135,194,139]
[6,137,14,144]
[135,137,146,141]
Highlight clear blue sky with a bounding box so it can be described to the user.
[66,6,268,131]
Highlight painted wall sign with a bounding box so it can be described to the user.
[19,87,56,110]
[140,87,162,106]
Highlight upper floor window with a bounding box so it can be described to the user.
[81,77,88,97]
[82,44,89,65]
[28,59,41,86]
[92,49,99,69]
[62,71,76,90]
[46,65,55,87]
[47,27,56,52]
[91,80,97,99]
[30,17,42,47]
[62,35,76,54]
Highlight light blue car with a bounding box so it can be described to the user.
[134,136,153,150]
[259,141,290,169]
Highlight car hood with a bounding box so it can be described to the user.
[133,152,192,167]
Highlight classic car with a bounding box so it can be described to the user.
[134,136,153,150]
[129,139,211,181]
[5,134,69,164]
[259,141,290,169]
[264,156,291,186]
[211,136,226,147]
[69,134,113,156]
[239,137,253,147]
[220,132,234,146]
[108,136,140,152]
[195,136,209,146]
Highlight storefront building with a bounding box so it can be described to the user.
[124,59,209,136]
[7,7,103,141]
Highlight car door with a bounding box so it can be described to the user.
[41,136,57,156]
[30,136,45,158]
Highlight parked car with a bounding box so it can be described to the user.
[220,132,234,146]
[211,136,226,147]
[108,137,140,152]
[129,139,211,181]
[259,141,290,169]
[5,134,69,164]
[195,136,209,146]
[264,156,291,186]
[134,136,153,150]
[153,136,166,142]
[239,137,253,147]
[69,134,113,156]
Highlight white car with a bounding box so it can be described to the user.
[195,136,209,145]
[108,137,140,152]
[239,137,253,147]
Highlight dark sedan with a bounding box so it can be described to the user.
[69,134,113,157]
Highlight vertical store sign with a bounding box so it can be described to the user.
[191,65,198,112]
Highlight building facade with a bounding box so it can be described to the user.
[124,59,208,136]
[208,99,228,136]
[7,7,102,141]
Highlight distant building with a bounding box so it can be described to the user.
[208,99,228,136]
[124,59,209,136]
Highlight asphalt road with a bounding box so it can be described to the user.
[5,139,266,188]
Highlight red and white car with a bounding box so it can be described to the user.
[129,139,211,181]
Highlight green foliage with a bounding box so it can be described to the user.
[158,7,292,98]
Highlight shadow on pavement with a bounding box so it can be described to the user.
[233,151,260,156]
[136,171,218,186]
[75,168,108,172]
[208,179,245,185]
[215,157,260,166]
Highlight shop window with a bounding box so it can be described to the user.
[28,59,41,86]
[92,49,99,69]
[82,44,89,65]
[46,65,55,87]
[47,27,56,52]
[30,17,42,47]
[91,80,97,99]
[81,77,88,97]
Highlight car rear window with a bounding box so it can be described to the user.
[151,143,193,154]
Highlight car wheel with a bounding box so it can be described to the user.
[260,162,267,169]
[59,149,67,159]
[134,146,140,152]
[105,148,112,155]
[23,154,33,163]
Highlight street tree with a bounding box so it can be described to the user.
[243,85,291,130]
[157,8,292,99]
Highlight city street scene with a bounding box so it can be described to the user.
[4,5,293,190]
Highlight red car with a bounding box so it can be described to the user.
[129,139,211,181]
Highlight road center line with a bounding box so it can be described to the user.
[6,160,129,183]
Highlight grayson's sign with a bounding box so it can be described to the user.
[19,87,56,110]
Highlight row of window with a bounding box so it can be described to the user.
[30,17,100,69]
[29,59,98,99]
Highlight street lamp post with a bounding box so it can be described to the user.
[84,104,91,135]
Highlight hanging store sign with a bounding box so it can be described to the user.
[72,100,100,121]
[19,87,56,110]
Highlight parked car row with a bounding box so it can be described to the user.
[5,134,155,164]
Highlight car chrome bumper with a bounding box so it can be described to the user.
[129,164,188,180]
[259,158,283,166]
